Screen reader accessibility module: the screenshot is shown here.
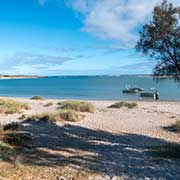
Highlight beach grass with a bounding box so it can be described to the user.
[44,102,53,107]
[3,122,20,131]
[108,101,138,109]
[163,121,180,133]
[28,110,84,122]
[30,96,44,100]
[0,141,16,161]
[2,131,32,147]
[58,100,95,113]
[150,143,180,159]
[0,99,30,114]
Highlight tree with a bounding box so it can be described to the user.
[136,0,180,79]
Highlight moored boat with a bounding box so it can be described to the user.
[122,87,143,94]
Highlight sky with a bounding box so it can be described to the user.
[0,0,179,76]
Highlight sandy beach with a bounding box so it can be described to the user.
[0,97,180,180]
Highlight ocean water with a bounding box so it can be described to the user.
[0,75,180,100]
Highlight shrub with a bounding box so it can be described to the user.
[58,101,95,113]
[170,121,180,133]
[108,101,138,109]
[3,131,32,147]
[58,109,84,122]
[19,114,26,120]
[30,96,44,100]
[0,99,31,114]
[29,110,84,123]
[44,102,53,107]
[0,141,16,161]
[3,122,19,131]
[150,143,180,159]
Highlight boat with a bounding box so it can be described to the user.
[140,92,155,98]
[122,87,143,94]
[140,88,159,99]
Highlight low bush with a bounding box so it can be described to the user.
[29,110,84,123]
[0,141,16,161]
[3,122,19,131]
[108,101,138,109]
[0,99,30,114]
[58,101,95,113]
[30,96,44,100]
[150,143,180,159]
[169,121,180,133]
[3,131,32,147]
[44,102,53,107]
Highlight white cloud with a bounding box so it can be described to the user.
[37,0,180,46]
[69,0,180,46]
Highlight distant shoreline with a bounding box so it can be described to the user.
[0,75,47,79]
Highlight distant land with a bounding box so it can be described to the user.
[0,75,47,79]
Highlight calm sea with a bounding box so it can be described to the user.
[0,76,179,100]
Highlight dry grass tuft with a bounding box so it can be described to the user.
[165,121,180,133]
[30,96,44,100]
[58,101,95,113]
[150,143,180,159]
[28,110,84,123]
[0,99,30,114]
[108,101,138,109]
[0,141,16,161]
[2,131,32,147]
[3,123,19,131]
[44,102,53,107]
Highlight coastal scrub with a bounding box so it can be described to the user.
[108,101,138,109]
[58,101,95,113]
[28,110,84,122]
[0,99,30,114]
[30,96,44,100]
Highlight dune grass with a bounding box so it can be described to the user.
[58,101,95,113]
[44,102,53,107]
[0,123,31,162]
[167,121,180,133]
[0,99,30,114]
[2,131,32,147]
[0,141,16,161]
[108,101,138,109]
[150,143,180,159]
[3,122,20,131]
[0,122,32,148]
[30,96,44,100]
[29,110,84,123]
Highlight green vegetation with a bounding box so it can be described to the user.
[150,143,180,159]
[169,121,180,133]
[3,122,19,131]
[0,99,30,114]
[0,123,30,162]
[19,114,26,120]
[58,100,95,113]
[108,101,138,109]
[30,96,44,100]
[0,141,16,161]
[29,110,84,122]
[136,1,180,79]
[44,102,53,107]
[3,131,32,147]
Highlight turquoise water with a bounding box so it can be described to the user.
[0,76,179,100]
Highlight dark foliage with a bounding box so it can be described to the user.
[136,0,180,80]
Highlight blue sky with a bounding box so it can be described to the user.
[0,0,179,75]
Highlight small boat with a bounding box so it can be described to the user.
[140,88,159,100]
[140,92,155,98]
[122,87,143,94]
